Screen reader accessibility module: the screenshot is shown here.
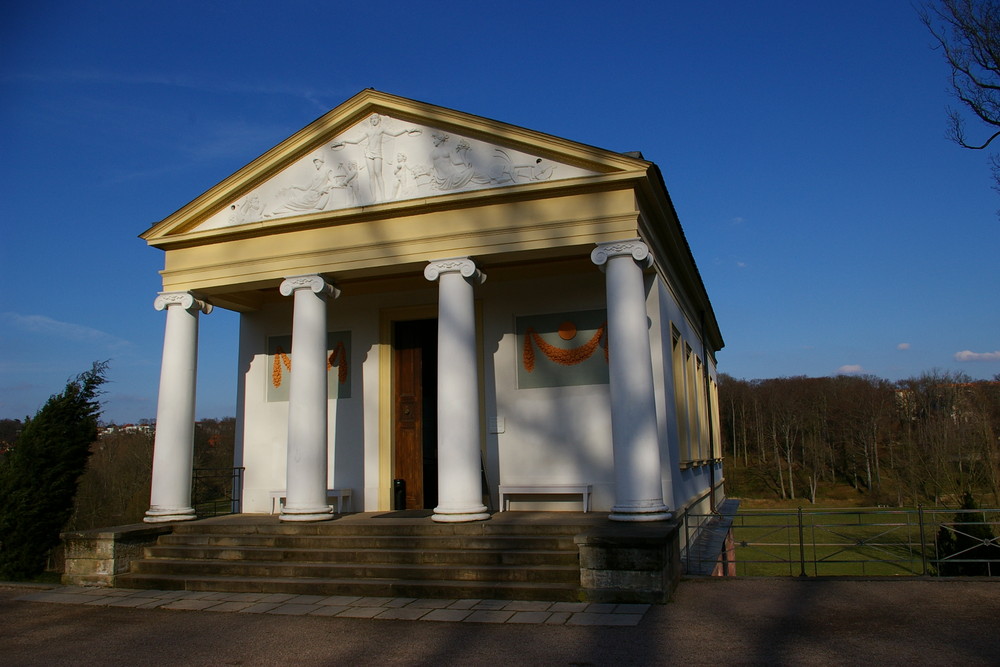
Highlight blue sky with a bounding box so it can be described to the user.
[2,1,998,424]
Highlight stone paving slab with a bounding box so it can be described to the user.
[406,598,453,609]
[105,596,165,608]
[238,602,282,614]
[14,586,650,626]
[375,606,432,620]
[317,595,361,606]
[268,603,323,615]
[422,608,473,622]
[508,611,552,624]
[336,606,385,618]
[202,601,256,612]
[284,594,328,605]
[159,598,224,611]
[308,604,352,616]
[465,610,516,623]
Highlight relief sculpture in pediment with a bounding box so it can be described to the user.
[200,113,598,231]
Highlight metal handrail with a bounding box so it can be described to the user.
[191,467,245,517]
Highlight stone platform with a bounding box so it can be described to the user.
[63,511,682,603]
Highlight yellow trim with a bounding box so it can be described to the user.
[156,189,641,297]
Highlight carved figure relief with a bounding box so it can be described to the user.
[330,114,421,201]
[228,193,263,226]
[263,157,337,218]
[196,113,600,231]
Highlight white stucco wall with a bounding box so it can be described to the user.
[481,271,615,511]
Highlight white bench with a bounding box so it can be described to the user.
[269,488,352,515]
[499,484,592,512]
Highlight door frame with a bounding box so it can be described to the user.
[378,304,437,510]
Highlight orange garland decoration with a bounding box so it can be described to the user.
[522,322,608,372]
[272,346,292,388]
[272,341,348,388]
[327,341,349,384]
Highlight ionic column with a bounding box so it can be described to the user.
[591,240,671,522]
[145,292,212,523]
[424,258,489,523]
[279,274,340,522]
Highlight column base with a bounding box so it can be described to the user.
[432,504,490,523]
[280,505,334,522]
[143,507,197,524]
[609,502,672,522]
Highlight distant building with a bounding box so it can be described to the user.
[140,90,725,524]
[98,423,155,437]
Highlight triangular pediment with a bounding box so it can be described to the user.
[142,90,650,242]
[195,113,601,231]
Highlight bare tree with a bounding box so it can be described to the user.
[920,0,1000,192]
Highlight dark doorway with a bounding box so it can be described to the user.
[392,319,438,509]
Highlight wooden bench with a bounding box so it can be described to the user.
[269,488,352,515]
[498,484,592,512]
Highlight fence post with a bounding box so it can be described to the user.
[231,467,243,514]
[684,511,690,574]
[917,504,928,576]
[798,506,807,577]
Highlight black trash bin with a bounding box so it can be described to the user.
[393,479,406,510]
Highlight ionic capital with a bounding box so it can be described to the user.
[424,257,486,284]
[153,292,213,314]
[591,239,652,269]
[279,274,341,299]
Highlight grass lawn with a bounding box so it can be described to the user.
[729,509,929,576]
[695,501,1000,577]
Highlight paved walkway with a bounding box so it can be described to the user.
[15,585,646,626]
[5,579,1000,665]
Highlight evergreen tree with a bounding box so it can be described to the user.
[935,491,1000,576]
[0,362,107,579]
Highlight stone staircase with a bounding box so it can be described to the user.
[115,514,594,602]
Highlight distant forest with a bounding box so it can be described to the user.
[718,372,1000,507]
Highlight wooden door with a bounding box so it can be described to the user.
[393,319,437,509]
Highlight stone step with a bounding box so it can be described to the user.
[112,514,613,602]
[145,544,579,567]
[169,519,590,538]
[114,572,583,602]
[154,533,577,551]
[129,558,580,584]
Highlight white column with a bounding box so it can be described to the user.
[144,292,212,523]
[279,274,340,522]
[592,240,671,522]
[424,258,489,523]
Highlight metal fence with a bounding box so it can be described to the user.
[191,467,244,518]
[683,506,1000,577]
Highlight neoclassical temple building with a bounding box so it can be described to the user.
[141,90,725,525]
